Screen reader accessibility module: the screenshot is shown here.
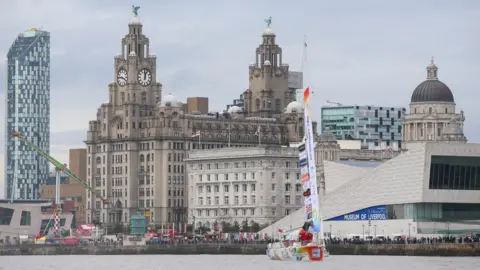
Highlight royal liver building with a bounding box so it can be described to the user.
[84,11,313,227]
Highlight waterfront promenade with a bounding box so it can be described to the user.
[0,242,479,256]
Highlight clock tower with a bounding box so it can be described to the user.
[110,12,162,110]
[243,19,292,117]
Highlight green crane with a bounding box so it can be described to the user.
[12,131,109,205]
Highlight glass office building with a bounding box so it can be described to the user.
[4,28,50,200]
[321,105,406,149]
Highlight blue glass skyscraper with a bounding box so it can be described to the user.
[4,28,50,200]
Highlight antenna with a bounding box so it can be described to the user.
[301,35,307,73]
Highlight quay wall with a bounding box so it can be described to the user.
[0,243,479,256]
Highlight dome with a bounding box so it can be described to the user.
[411,80,454,103]
[263,27,275,36]
[410,59,454,103]
[285,101,303,113]
[227,106,243,114]
[129,16,142,25]
[160,93,180,107]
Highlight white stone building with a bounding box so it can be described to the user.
[185,147,304,228]
[403,58,467,147]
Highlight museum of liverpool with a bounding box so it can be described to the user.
[260,142,480,238]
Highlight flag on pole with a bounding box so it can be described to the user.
[191,130,200,137]
[303,87,310,104]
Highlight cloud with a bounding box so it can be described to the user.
[0,0,479,197]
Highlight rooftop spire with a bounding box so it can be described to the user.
[426,56,438,80]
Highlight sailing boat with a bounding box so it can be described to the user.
[266,88,326,262]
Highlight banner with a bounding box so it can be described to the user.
[326,206,388,221]
[302,87,321,233]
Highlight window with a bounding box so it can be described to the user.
[429,155,480,190]
[234,196,239,204]
[224,185,229,192]
[0,207,14,225]
[234,184,239,192]
[285,195,291,204]
[20,211,31,226]
[271,196,276,203]
[224,196,229,205]
[242,184,247,192]
[243,195,248,204]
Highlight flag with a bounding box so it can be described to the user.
[254,126,260,136]
[277,228,283,233]
[303,87,310,104]
[306,204,312,213]
[301,173,310,183]
[191,130,200,137]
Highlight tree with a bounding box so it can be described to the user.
[187,224,194,232]
[195,225,209,234]
[241,219,249,232]
[250,221,260,232]
[259,223,270,230]
[233,221,240,232]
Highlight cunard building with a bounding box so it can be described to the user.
[84,11,314,227]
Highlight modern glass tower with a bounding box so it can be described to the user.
[4,28,50,200]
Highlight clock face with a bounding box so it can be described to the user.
[117,68,128,86]
[137,68,152,86]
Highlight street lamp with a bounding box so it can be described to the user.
[329,224,332,237]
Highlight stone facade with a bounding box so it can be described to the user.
[403,59,467,147]
[185,147,303,227]
[84,14,314,227]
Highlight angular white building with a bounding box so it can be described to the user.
[260,60,480,238]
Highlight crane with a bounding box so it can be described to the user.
[12,131,109,234]
[326,100,343,106]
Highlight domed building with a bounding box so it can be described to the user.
[403,59,467,148]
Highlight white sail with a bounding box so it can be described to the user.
[301,87,322,233]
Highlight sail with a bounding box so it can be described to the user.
[298,87,321,233]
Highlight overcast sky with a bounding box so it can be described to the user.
[0,0,478,198]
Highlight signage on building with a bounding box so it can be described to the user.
[326,205,388,221]
[288,71,303,89]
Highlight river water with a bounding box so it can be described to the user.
[0,255,476,269]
